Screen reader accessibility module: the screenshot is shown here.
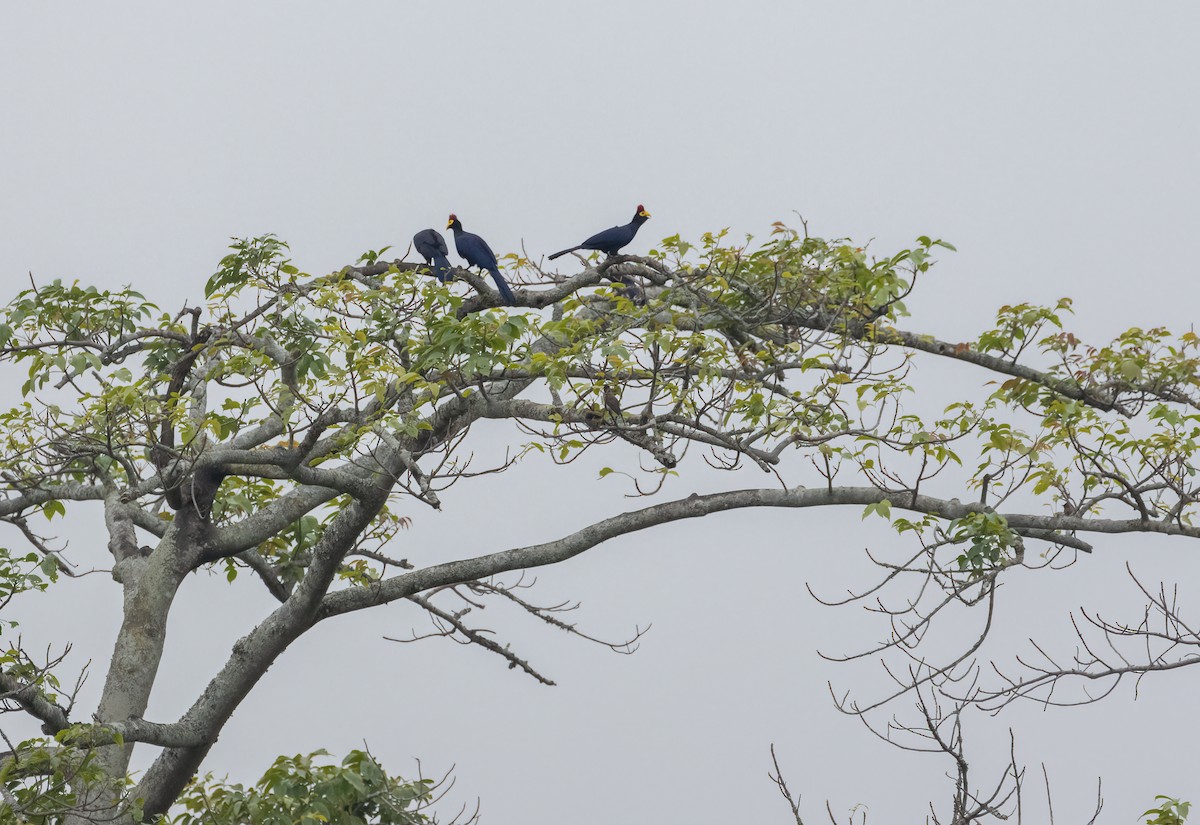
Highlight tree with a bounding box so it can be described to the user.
[0,222,1196,822]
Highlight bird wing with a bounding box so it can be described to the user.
[583,225,624,247]
[473,234,499,269]
[455,232,498,271]
[413,229,448,260]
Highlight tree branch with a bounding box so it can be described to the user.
[318,486,1170,621]
[0,671,69,733]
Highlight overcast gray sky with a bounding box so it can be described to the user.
[3,3,1199,823]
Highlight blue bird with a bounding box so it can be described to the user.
[413,228,453,283]
[548,205,651,260]
[446,214,517,305]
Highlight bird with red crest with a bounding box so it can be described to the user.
[548,205,651,260]
[446,213,517,305]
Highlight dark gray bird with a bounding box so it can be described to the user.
[446,214,517,305]
[609,275,646,306]
[548,205,651,260]
[413,229,452,283]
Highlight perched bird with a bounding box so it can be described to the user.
[548,205,651,260]
[413,229,453,283]
[610,274,646,306]
[446,215,517,305]
[602,384,622,419]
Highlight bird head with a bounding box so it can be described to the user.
[447,214,462,231]
[635,204,651,220]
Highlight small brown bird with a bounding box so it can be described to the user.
[603,385,622,418]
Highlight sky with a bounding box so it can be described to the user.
[2,3,1200,822]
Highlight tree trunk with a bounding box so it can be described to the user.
[64,515,193,825]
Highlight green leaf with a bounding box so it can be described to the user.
[43,499,66,521]
[1118,358,1143,381]
[39,556,58,579]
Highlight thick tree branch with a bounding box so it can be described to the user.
[0,672,69,733]
[134,481,398,818]
[318,486,1171,621]
[0,483,104,518]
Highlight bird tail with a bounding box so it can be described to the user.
[433,252,453,283]
[490,267,517,305]
[547,246,582,261]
